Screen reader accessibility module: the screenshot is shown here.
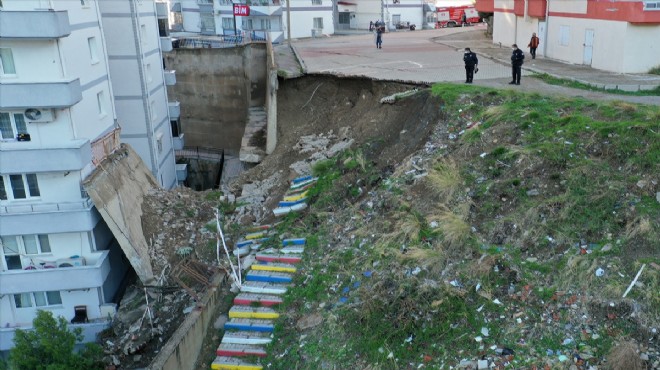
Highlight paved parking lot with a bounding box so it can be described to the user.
[293,26,523,84]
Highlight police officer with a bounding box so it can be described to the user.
[510,44,525,85]
[463,48,478,83]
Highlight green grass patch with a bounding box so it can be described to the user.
[531,73,660,96]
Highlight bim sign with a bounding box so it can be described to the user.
[233,4,250,16]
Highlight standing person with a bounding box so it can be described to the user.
[369,21,374,31]
[376,23,384,49]
[510,44,524,85]
[528,32,540,59]
[463,47,478,83]
[461,12,467,26]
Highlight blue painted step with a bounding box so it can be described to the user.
[278,199,307,207]
[282,238,306,246]
[292,175,313,184]
[225,318,275,333]
[245,270,293,283]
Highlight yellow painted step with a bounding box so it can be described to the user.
[211,356,263,370]
[251,263,297,273]
[282,191,308,202]
[229,306,280,319]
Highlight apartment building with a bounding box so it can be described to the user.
[0,0,178,351]
[336,0,432,31]
[175,0,334,43]
[475,0,660,73]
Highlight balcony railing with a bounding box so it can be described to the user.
[0,10,71,39]
[0,78,82,109]
[0,250,111,295]
[0,139,91,173]
[91,127,121,166]
[0,198,93,215]
[0,317,110,351]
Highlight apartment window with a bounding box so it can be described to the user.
[559,25,570,46]
[146,63,153,83]
[2,236,21,270]
[0,112,28,140]
[0,48,16,76]
[242,18,253,30]
[80,0,87,6]
[1,174,41,200]
[222,17,234,30]
[1,235,50,270]
[156,133,163,153]
[88,37,99,64]
[312,0,322,4]
[150,100,157,122]
[313,17,323,29]
[0,176,6,200]
[97,91,106,116]
[14,291,62,308]
[644,1,660,10]
[141,24,147,44]
[258,19,272,31]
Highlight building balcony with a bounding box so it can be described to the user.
[160,36,173,52]
[168,101,180,119]
[0,198,101,235]
[0,139,91,173]
[173,133,185,150]
[0,318,110,351]
[0,10,71,39]
[176,163,188,182]
[164,69,177,86]
[156,1,169,18]
[0,250,111,295]
[0,78,82,110]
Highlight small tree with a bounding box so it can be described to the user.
[9,310,104,370]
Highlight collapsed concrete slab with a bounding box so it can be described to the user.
[83,144,157,284]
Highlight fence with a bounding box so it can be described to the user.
[176,31,268,49]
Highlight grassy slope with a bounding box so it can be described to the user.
[262,84,660,369]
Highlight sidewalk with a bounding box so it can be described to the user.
[433,28,660,92]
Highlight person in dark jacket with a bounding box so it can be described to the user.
[528,32,540,59]
[510,44,525,85]
[463,47,478,83]
[375,23,384,49]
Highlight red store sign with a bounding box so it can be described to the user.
[233,4,250,16]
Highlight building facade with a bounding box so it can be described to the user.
[476,0,660,73]
[175,0,334,42]
[0,0,178,351]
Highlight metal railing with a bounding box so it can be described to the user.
[176,32,268,48]
[0,198,94,215]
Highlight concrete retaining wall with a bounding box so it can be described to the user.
[83,144,158,284]
[148,273,226,370]
[164,45,267,152]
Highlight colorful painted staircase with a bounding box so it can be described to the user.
[212,223,307,369]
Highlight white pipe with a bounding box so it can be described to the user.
[622,264,646,298]
[543,0,550,56]
[216,211,241,286]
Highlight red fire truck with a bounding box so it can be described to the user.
[436,5,480,28]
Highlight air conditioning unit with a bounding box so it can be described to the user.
[57,257,86,268]
[24,108,55,123]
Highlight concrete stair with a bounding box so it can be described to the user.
[239,281,289,295]
[255,252,302,264]
[225,318,275,333]
[239,107,267,163]
[233,293,283,306]
[211,356,263,370]
[221,331,272,345]
[216,343,268,357]
[245,270,293,284]
[228,306,280,319]
[251,262,297,273]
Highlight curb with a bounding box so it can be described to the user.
[289,44,307,75]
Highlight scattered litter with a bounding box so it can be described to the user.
[476,305,484,312]
[481,327,489,337]
[474,336,483,342]
[404,334,414,343]
[595,268,604,277]
[387,352,394,359]
[622,264,646,298]
[493,299,503,305]
[363,271,373,278]
[475,283,481,292]
[558,354,568,362]
[480,152,488,158]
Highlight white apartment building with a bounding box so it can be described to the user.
[336,0,430,31]
[175,0,334,43]
[477,0,660,73]
[0,0,178,351]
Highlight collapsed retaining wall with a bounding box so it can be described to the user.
[148,273,226,370]
[83,144,157,284]
[164,45,267,152]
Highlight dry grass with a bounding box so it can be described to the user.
[481,105,508,123]
[609,100,638,114]
[606,341,645,370]
[425,159,462,202]
[625,217,652,240]
[438,209,471,248]
[398,211,424,243]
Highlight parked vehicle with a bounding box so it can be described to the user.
[395,21,416,30]
[436,5,480,28]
